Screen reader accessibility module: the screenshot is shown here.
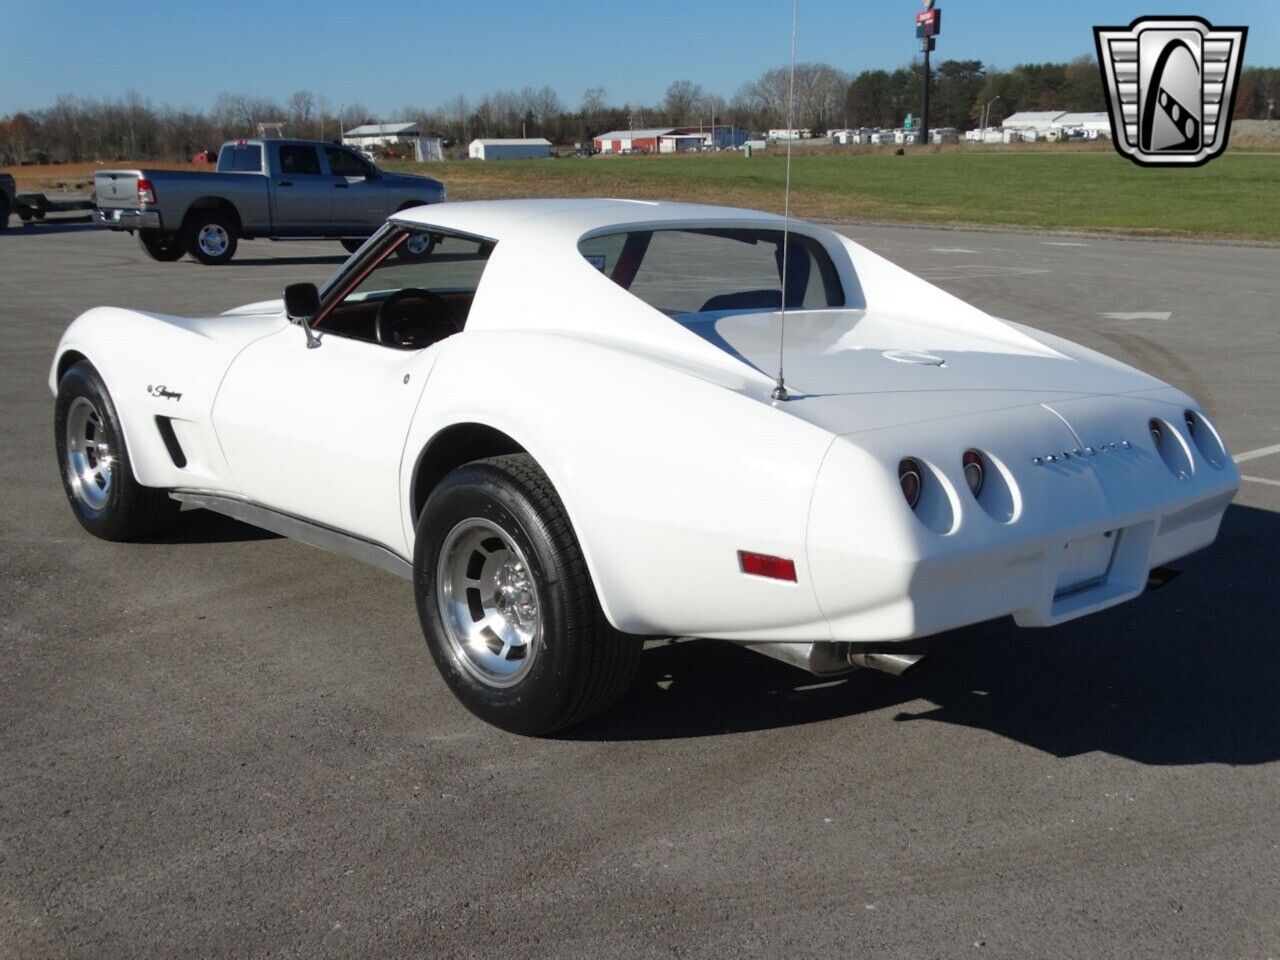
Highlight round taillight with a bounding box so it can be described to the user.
[962,449,985,498]
[898,458,922,509]
[1149,418,1164,451]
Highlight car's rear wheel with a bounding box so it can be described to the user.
[0,194,10,231]
[138,229,186,261]
[54,361,180,541]
[414,454,641,735]
[184,211,238,265]
[340,239,365,254]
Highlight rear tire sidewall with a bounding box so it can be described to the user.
[184,212,238,265]
[415,469,578,735]
[340,238,365,254]
[138,229,186,261]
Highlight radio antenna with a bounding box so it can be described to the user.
[772,0,799,403]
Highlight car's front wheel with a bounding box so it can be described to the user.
[414,454,641,735]
[54,361,180,541]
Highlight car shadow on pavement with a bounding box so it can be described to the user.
[148,507,281,545]
[2,221,98,235]
[221,254,348,267]
[567,503,1280,766]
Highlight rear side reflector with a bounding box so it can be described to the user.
[738,550,797,582]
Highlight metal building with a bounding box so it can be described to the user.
[468,138,553,161]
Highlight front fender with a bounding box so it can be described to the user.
[50,307,286,492]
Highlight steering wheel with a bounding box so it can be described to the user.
[374,288,463,348]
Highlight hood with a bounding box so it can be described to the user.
[222,298,285,317]
[381,171,445,193]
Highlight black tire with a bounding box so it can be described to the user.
[414,454,641,735]
[183,210,238,265]
[340,238,365,254]
[54,361,180,541]
[0,195,10,231]
[138,229,186,262]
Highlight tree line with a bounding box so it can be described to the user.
[2,61,1276,163]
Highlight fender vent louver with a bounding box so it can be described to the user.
[154,416,187,468]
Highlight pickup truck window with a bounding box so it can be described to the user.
[279,145,323,176]
[217,144,263,172]
[324,147,374,179]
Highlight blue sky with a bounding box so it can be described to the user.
[2,0,1275,115]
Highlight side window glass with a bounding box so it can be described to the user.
[325,147,372,178]
[279,145,322,176]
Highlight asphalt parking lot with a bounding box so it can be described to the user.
[2,218,1278,959]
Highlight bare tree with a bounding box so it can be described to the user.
[663,80,704,125]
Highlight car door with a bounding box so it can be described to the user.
[270,143,332,234]
[211,324,430,555]
[323,146,391,233]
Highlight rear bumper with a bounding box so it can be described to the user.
[93,207,162,231]
[806,397,1240,643]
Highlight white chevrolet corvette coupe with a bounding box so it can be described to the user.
[51,199,1238,733]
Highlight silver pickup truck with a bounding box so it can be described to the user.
[93,138,446,264]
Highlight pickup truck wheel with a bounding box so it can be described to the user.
[414,454,642,735]
[138,229,186,262]
[184,213,238,265]
[54,361,180,541]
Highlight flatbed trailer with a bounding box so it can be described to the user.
[13,192,96,222]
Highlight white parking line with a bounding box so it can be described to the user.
[1233,443,1280,464]
[1241,476,1280,487]
[1044,241,1089,247]
[930,247,979,254]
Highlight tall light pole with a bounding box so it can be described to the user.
[982,94,1001,132]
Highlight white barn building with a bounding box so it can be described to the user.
[342,122,443,161]
[468,138,552,161]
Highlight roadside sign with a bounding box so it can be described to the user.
[904,114,914,130]
[916,8,941,38]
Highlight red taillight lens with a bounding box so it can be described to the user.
[962,449,986,498]
[898,458,922,509]
[136,178,156,205]
[738,550,797,582]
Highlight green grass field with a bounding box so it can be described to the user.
[388,150,1280,241]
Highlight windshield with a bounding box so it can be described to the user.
[578,228,844,317]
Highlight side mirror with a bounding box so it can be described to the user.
[284,282,322,349]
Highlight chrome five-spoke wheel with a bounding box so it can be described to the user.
[64,396,113,511]
[197,223,230,258]
[436,518,542,688]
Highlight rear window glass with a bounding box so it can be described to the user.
[578,228,843,315]
[217,144,262,172]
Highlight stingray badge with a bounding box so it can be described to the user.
[1094,16,1247,167]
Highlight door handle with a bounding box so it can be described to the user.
[334,182,349,189]
[278,180,293,187]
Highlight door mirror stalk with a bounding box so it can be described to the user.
[284,282,323,349]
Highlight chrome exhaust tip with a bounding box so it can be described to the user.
[846,651,925,676]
